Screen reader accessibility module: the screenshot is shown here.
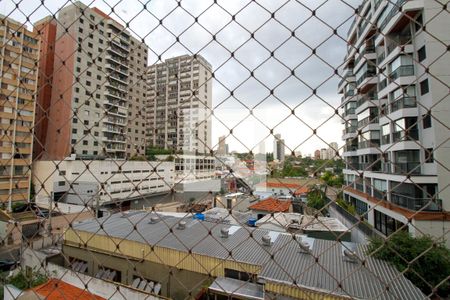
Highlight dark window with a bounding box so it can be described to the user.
[82,150,88,154]
[73,118,78,123]
[84,120,89,125]
[418,46,426,62]
[71,139,76,144]
[88,42,93,48]
[77,57,81,63]
[72,129,77,134]
[415,14,423,32]
[425,148,434,163]
[94,141,98,146]
[79,18,84,24]
[423,112,432,128]
[83,140,88,145]
[78,27,83,33]
[419,79,429,95]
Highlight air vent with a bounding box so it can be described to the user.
[297,236,314,254]
[149,216,159,224]
[262,234,272,246]
[342,241,359,263]
[177,221,186,230]
[220,227,229,238]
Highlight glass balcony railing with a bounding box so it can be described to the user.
[342,126,357,135]
[381,134,390,145]
[356,69,376,86]
[380,0,407,30]
[392,162,421,175]
[389,96,416,113]
[389,65,414,82]
[378,78,387,90]
[392,129,419,142]
[391,193,442,212]
[356,93,376,107]
[357,115,379,128]
[358,139,380,149]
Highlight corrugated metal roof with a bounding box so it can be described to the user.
[72,211,426,300]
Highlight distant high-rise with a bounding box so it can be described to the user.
[0,15,39,209]
[326,142,339,160]
[320,148,327,160]
[273,134,285,162]
[146,55,212,154]
[339,0,450,244]
[217,135,228,155]
[42,2,148,159]
[314,149,321,160]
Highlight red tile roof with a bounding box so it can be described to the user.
[31,279,105,300]
[293,186,310,196]
[249,197,291,213]
[256,182,301,189]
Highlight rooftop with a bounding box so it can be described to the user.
[68,211,425,299]
[256,213,348,233]
[248,197,291,213]
[30,278,104,300]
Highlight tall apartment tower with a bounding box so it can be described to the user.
[0,16,39,209]
[146,55,212,154]
[339,0,450,244]
[273,134,285,162]
[33,16,57,160]
[44,2,148,160]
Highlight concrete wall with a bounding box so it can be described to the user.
[62,244,209,299]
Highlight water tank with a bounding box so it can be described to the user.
[247,218,257,227]
[194,213,205,221]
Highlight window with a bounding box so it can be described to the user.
[73,118,78,123]
[72,129,77,134]
[83,140,88,145]
[425,148,434,163]
[419,79,429,95]
[418,46,426,62]
[423,112,432,129]
[374,209,406,236]
[414,14,423,32]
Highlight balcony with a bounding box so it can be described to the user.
[392,161,420,175]
[344,89,355,98]
[356,92,376,108]
[355,182,364,192]
[359,162,381,172]
[358,139,380,149]
[344,144,358,152]
[338,69,354,88]
[380,0,407,30]
[357,115,379,129]
[342,126,357,135]
[381,134,390,145]
[392,129,418,143]
[391,193,442,212]
[342,107,356,117]
[389,65,414,82]
[389,96,416,113]
[386,34,412,54]
[356,69,376,86]
[378,78,387,91]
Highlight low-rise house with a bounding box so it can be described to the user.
[248,197,292,219]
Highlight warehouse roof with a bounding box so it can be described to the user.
[71,211,425,300]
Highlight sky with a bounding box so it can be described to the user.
[1,0,361,156]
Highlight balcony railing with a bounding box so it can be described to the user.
[359,162,381,172]
[358,139,380,149]
[343,126,357,135]
[386,34,412,54]
[344,144,358,152]
[373,189,386,200]
[389,96,416,113]
[378,78,387,90]
[391,193,442,212]
[355,182,364,192]
[381,134,390,145]
[357,115,379,128]
[392,162,421,175]
[356,93,376,107]
[339,69,354,87]
[380,0,407,30]
[343,108,356,117]
[389,65,414,82]
[392,129,419,142]
[356,69,376,86]
[344,89,355,98]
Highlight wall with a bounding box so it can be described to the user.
[62,244,209,299]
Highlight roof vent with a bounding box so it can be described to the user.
[177,221,186,230]
[150,216,159,224]
[343,249,359,263]
[342,241,359,263]
[220,227,229,238]
[297,236,314,254]
[262,234,272,246]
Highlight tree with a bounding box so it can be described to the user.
[306,185,327,211]
[367,231,450,297]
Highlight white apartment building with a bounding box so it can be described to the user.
[174,155,216,183]
[146,55,212,154]
[339,0,449,245]
[33,160,173,206]
[45,2,148,160]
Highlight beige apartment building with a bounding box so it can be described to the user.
[339,0,450,245]
[146,55,212,154]
[0,16,39,209]
[43,1,148,160]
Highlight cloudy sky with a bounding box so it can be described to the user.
[1,0,361,156]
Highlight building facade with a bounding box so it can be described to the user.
[43,2,148,160]
[273,134,285,162]
[33,160,173,206]
[146,54,212,154]
[339,0,450,244]
[0,16,39,209]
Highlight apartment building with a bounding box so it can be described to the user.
[338,0,450,244]
[146,55,212,154]
[0,16,39,209]
[33,160,173,206]
[273,134,285,162]
[43,2,148,160]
